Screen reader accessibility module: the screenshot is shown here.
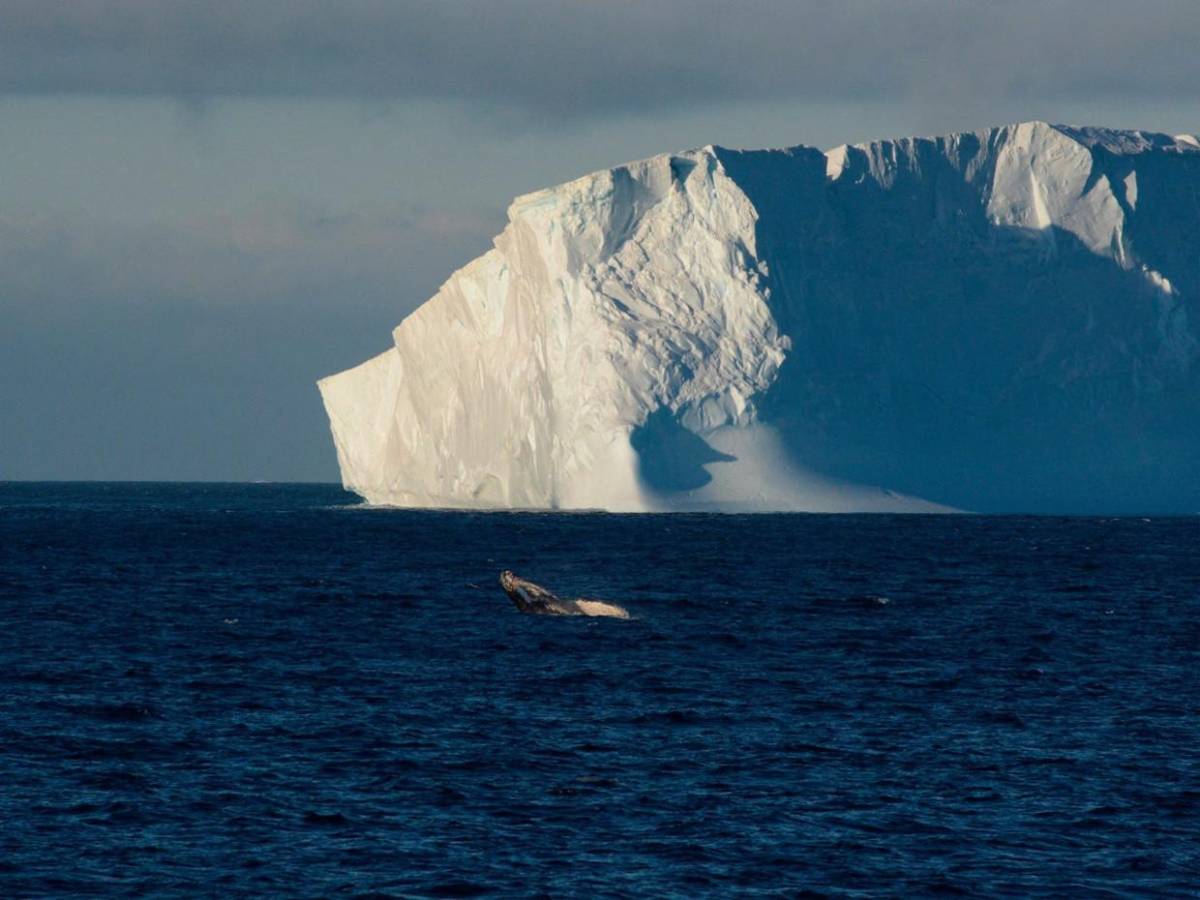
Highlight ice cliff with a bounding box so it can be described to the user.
[319,122,1200,513]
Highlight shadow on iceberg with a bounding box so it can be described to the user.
[715,144,1200,514]
[630,408,736,493]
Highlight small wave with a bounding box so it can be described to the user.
[302,811,351,827]
[63,702,160,723]
[423,882,493,898]
[813,594,892,609]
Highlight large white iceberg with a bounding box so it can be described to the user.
[319,122,1200,513]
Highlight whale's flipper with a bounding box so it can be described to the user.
[572,598,632,619]
[499,571,630,618]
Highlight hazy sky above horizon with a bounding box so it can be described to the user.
[4,1,1198,481]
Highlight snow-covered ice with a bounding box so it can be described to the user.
[319,122,1200,513]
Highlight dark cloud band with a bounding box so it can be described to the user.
[2,1,1198,114]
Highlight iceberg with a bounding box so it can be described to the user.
[319,122,1200,513]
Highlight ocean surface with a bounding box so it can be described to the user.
[2,483,1198,897]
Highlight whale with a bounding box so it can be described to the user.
[499,571,630,619]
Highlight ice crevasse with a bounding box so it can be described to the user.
[319,122,1200,513]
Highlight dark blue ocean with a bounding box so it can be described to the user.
[2,483,1199,897]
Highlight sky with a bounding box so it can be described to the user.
[3,1,1198,482]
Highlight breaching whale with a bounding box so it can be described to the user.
[499,571,630,619]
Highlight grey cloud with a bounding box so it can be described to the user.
[0,200,499,315]
[0,198,500,481]
[2,1,1198,116]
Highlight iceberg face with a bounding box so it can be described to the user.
[319,122,1200,513]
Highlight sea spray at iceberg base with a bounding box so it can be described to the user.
[319,123,1200,513]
